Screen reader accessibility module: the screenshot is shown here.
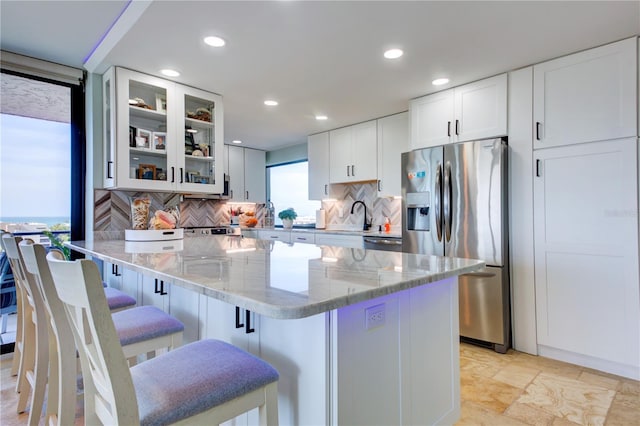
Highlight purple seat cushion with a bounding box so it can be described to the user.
[103,287,136,310]
[131,339,279,426]
[111,305,184,346]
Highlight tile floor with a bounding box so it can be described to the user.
[1,342,638,425]
[457,343,639,425]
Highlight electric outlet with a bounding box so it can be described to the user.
[338,208,344,218]
[365,303,385,330]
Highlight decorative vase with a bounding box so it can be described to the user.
[282,218,294,229]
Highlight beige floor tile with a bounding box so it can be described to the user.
[460,355,501,379]
[504,401,555,426]
[577,371,620,392]
[457,400,529,425]
[617,378,639,396]
[461,372,523,414]
[460,344,516,368]
[510,353,583,380]
[551,416,580,426]
[494,364,541,389]
[517,373,615,426]
[605,399,640,425]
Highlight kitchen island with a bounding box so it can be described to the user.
[69,236,484,425]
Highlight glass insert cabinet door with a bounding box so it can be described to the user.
[103,67,224,195]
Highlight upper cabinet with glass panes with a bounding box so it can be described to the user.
[102,67,223,194]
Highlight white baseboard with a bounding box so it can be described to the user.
[538,345,639,380]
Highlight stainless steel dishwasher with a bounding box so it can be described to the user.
[362,236,403,252]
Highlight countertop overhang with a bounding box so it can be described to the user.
[68,237,484,319]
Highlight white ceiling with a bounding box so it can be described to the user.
[1,1,639,151]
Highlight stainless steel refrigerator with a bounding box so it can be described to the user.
[401,138,510,353]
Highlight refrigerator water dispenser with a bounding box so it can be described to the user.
[406,192,430,231]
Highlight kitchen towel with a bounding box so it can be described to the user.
[315,209,326,229]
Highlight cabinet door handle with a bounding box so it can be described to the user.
[447,121,451,137]
[171,167,175,183]
[377,180,382,192]
[536,159,541,177]
[324,184,328,195]
[245,309,255,334]
[230,190,234,198]
[235,306,244,328]
[536,122,541,140]
[114,265,121,277]
[455,119,460,136]
[245,190,249,200]
[346,165,350,177]
[351,165,355,176]
[107,161,113,179]
[180,168,184,184]
[154,278,160,294]
[160,280,168,296]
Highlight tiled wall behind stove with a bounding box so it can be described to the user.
[94,182,400,238]
[94,190,259,238]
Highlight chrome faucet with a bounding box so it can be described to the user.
[350,201,370,231]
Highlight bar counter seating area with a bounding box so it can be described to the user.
[2,232,640,425]
[1,232,490,425]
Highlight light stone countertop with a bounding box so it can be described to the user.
[240,225,403,238]
[68,236,483,319]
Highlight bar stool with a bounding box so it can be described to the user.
[6,236,184,425]
[0,232,27,383]
[0,233,132,385]
[47,252,280,425]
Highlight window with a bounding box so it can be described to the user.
[267,161,319,227]
[0,68,85,352]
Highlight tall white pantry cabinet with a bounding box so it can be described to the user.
[530,37,639,379]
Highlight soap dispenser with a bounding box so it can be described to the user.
[263,200,275,228]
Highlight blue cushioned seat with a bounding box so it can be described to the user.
[111,305,184,346]
[103,286,136,311]
[131,339,279,426]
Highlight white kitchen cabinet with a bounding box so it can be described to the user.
[315,233,363,249]
[290,231,315,244]
[139,275,200,344]
[410,89,453,149]
[329,120,377,183]
[533,138,639,378]
[533,37,637,149]
[102,262,139,303]
[103,261,123,290]
[102,67,224,194]
[227,145,266,203]
[307,131,332,199]
[409,74,507,149]
[258,229,291,243]
[377,112,408,197]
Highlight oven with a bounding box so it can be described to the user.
[182,226,240,237]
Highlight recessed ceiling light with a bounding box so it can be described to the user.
[160,69,180,77]
[432,78,450,86]
[204,36,226,47]
[315,115,328,120]
[232,140,242,144]
[384,48,403,59]
[264,100,278,106]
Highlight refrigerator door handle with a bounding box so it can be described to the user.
[435,163,443,241]
[444,161,452,242]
